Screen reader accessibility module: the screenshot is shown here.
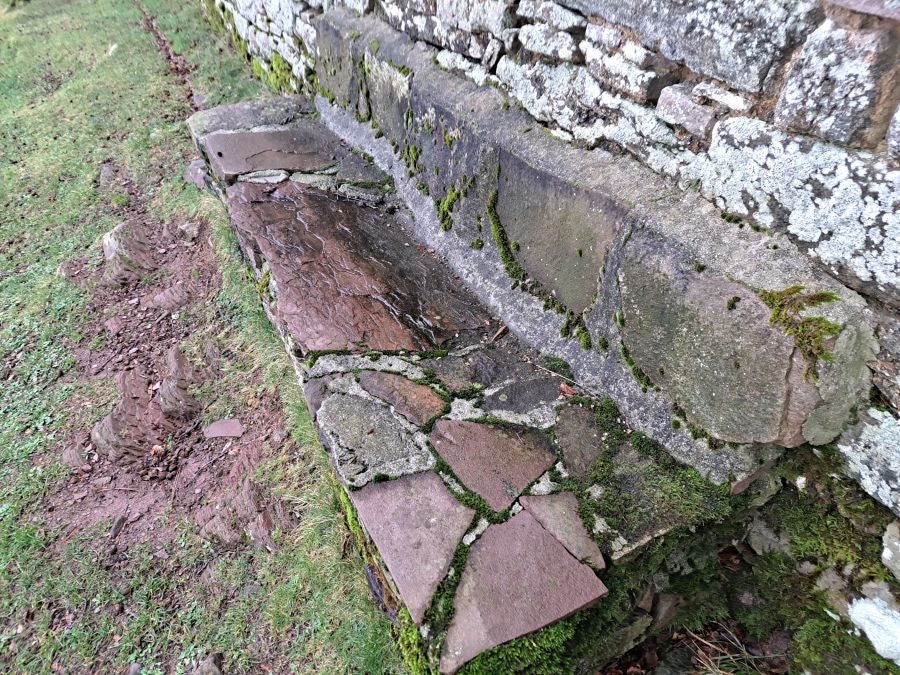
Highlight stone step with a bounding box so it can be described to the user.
[187,98,757,671]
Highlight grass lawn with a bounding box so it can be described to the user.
[0,0,402,671]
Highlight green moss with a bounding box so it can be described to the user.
[401,144,422,176]
[726,295,740,311]
[396,608,428,675]
[721,211,743,224]
[620,342,654,392]
[256,269,270,299]
[487,189,525,280]
[693,263,707,273]
[470,238,484,250]
[613,309,625,327]
[543,357,574,380]
[459,619,577,674]
[793,616,896,674]
[759,285,841,379]
[369,38,380,55]
[597,336,608,350]
[577,328,592,350]
[416,181,430,196]
[435,182,463,231]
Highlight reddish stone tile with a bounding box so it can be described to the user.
[203,418,244,439]
[430,420,556,512]
[227,181,487,354]
[350,472,475,624]
[440,511,608,672]
[520,492,605,570]
[358,371,447,427]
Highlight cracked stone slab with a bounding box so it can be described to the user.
[430,420,556,511]
[358,370,447,427]
[555,403,603,477]
[440,511,608,673]
[315,392,434,487]
[350,472,474,624]
[521,492,604,569]
[186,96,316,140]
[481,375,564,428]
[227,181,488,353]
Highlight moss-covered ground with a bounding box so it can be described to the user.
[0,0,400,671]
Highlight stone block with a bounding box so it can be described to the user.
[656,82,718,138]
[518,23,580,61]
[774,18,899,147]
[520,492,605,568]
[516,0,585,32]
[435,0,511,37]
[827,0,900,21]
[558,0,820,93]
[838,408,900,516]
[581,39,672,102]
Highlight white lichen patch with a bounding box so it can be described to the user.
[848,597,900,665]
[838,409,900,517]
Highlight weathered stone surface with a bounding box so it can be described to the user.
[555,403,603,477]
[316,391,434,486]
[350,472,474,623]
[202,127,340,183]
[828,0,900,21]
[619,227,818,445]
[561,0,819,93]
[482,374,563,427]
[581,39,672,102]
[656,82,717,139]
[227,181,486,353]
[517,0,585,31]
[691,81,751,112]
[423,347,522,393]
[186,96,315,140]
[520,492,605,569]
[496,149,624,313]
[440,511,608,672]
[888,107,900,159]
[681,117,900,309]
[774,18,898,147]
[358,371,447,426]
[430,420,556,511]
[435,0,510,37]
[101,220,156,286]
[838,408,900,516]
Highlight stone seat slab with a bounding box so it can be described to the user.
[226,181,488,353]
[430,419,557,512]
[440,510,608,673]
[350,471,475,624]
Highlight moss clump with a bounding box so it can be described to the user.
[459,619,577,674]
[597,336,608,350]
[693,263,707,273]
[577,328,592,350]
[793,616,897,674]
[401,144,421,176]
[620,342,654,392]
[435,184,462,231]
[543,356,574,380]
[721,211,743,224]
[256,269,270,299]
[726,295,740,311]
[470,238,484,250]
[396,608,428,675]
[416,181,429,196]
[759,285,841,379]
[487,189,525,281]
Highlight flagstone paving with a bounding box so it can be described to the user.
[186,96,720,672]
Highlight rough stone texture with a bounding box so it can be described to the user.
[203,418,245,438]
[655,83,718,139]
[186,96,315,139]
[316,391,434,486]
[495,149,624,313]
[520,492,605,569]
[481,374,563,428]
[517,0,585,31]
[358,371,447,427]
[562,0,819,93]
[440,511,608,672]
[618,227,819,446]
[581,39,672,102]
[350,472,474,623]
[828,0,900,21]
[519,23,580,61]
[848,597,900,665]
[838,408,900,516]
[430,420,556,511]
[774,18,899,147]
[227,181,486,353]
[555,403,603,477]
[888,107,900,159]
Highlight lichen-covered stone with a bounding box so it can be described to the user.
[581,39,671,102]
[518,23,580,61]
[774,18,898,147]
[517,0,585,32]
[561,0,819,93]
[838,408,900,516]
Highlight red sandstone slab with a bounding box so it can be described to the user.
[358,371,447,427]
[440,511,608,673]
[203,126,340,183]
[203,418,245,439]
[520,492,605,570]
[350,472,475,624]
[227,181,487,354]
[429,420,556,512]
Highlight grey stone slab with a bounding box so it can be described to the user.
[440,511,608,672]
[358,371,447,427]
[555,403,603,477]
[656,82,718,139]
[827,0,900,22]
[520,492,605,569]
[316,392,435,487]
[838,408,900,517]
[203,127,341,183]
[430,420,556,511]
[350,472,475,623]
[227,181,488,353]
[186,96,315,141]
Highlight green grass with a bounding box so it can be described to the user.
[0,0,401,671]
